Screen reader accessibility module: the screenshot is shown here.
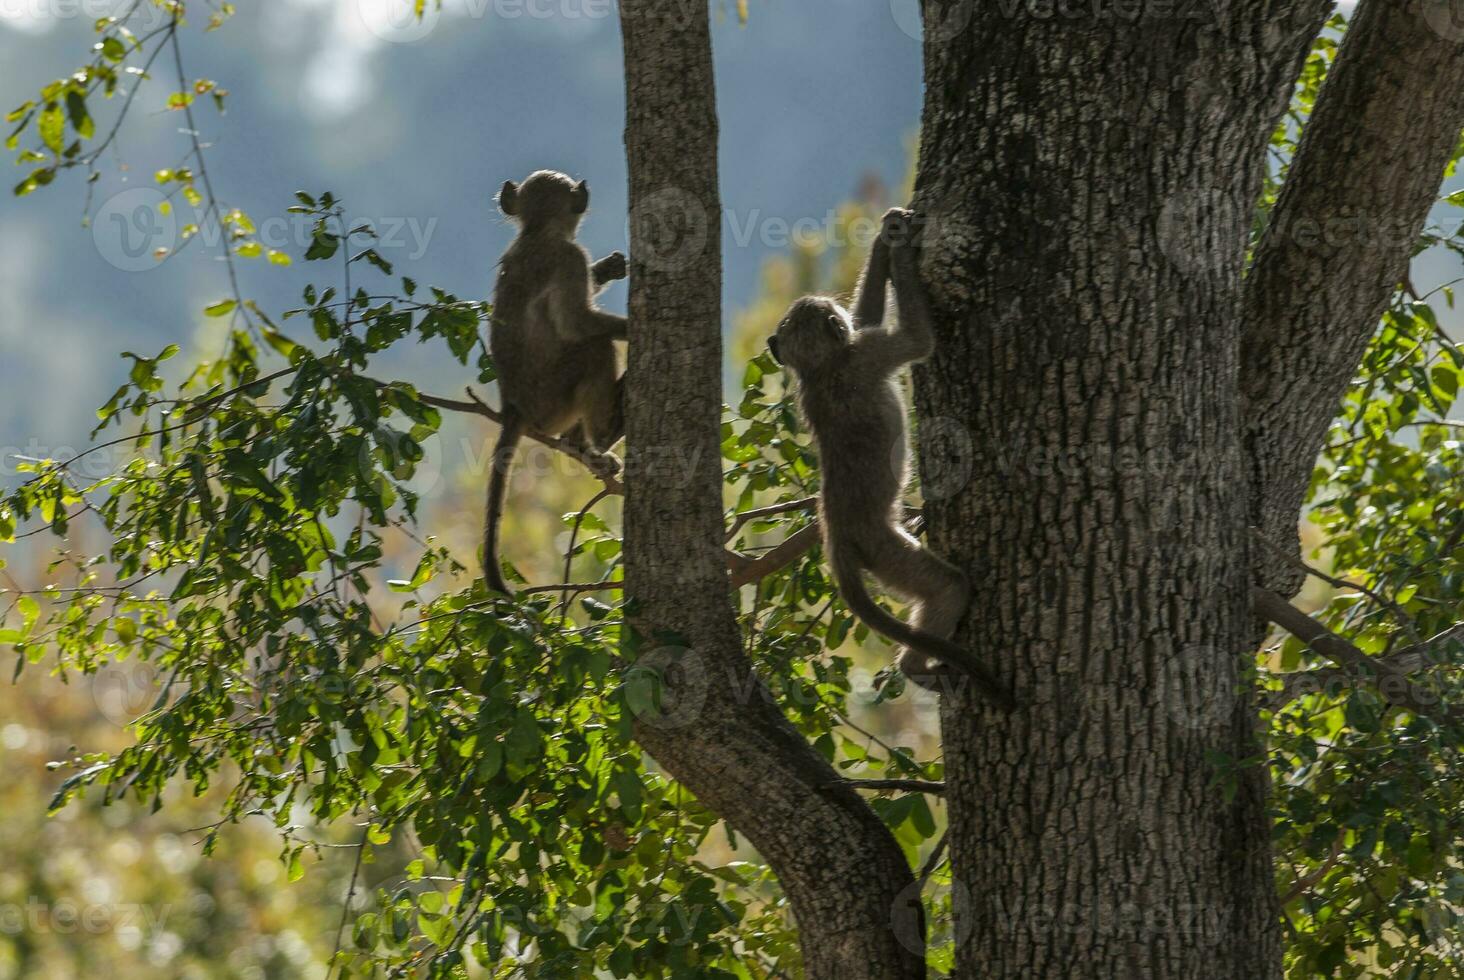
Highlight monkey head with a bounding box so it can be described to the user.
[768,297,852,373]
[498,170,589,235]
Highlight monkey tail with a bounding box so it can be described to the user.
[829,550,1012,708]
[483,411,526,595]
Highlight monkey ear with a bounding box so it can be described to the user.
[570,180,589,215]
[499,180,520,217]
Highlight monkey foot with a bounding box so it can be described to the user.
[584,451,622,480]
[895,650,963,696]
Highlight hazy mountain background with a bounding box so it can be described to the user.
[0,0,926,455]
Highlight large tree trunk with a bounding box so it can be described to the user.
[616,5,923,976]
[910,4,1330,977]
[616,1,1464,975]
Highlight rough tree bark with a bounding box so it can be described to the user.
[613,0,1464,976]
[616,4,922,976]
[909,2,1464,978]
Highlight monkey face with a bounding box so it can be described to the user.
[499,170,589,232]
[770,297,851,373]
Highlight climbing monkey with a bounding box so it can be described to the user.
[768,208,1010,705]
[483,169,627,594]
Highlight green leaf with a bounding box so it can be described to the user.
[287,849,305,882]
[204,300,237,317]
[13,168,54,197]
[64,90,93,140]
[476,740,503,782]
[305,229,340,261]
[38,103,63,153]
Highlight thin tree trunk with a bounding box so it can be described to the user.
[910,4,1329,977]
[616,5,924,976]
[1242,0,1464,594]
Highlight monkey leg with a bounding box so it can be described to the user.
[866,526,972,691]
[561,373,624,479]
[582,372,624,452]
[867,526,970,636]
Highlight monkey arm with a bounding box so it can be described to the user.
[854,247,935,370]
[549,253,629,341]
[548,294,628,341]
[849,234,891,330]
[579,309,629,340]
[890,250,935,357]
[590,251,628,296]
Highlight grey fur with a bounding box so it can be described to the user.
[769,208,1010,705]
[484,170,628,594]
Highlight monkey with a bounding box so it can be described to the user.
[483,170,629,595]
[766,208,1011,705]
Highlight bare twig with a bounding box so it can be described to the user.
[519,581,620,596]
[723,496,818,543]
[842,778,946,795]
[326,823,370,980]
[409,385,624,494]
[558,488,612,616]
[1278,834,1344,907]
[917,832,949,892]
[181,366,297,420]
[168,12,252,333]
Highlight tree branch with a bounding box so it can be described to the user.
[1265,620,1464,712]
[1250,527,1424,649]
[1252,586,1458,721]
[1242,0,1464,592]
[729,521,821,589]
[409,385,625,494]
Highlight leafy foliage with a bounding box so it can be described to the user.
[5,6,1464,980]
[1252,15,1464,978]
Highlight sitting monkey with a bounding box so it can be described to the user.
[768,208,1010,704]
[484,170,628,594]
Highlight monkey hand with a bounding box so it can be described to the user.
[881,207,917,251]
[593,251,629,284]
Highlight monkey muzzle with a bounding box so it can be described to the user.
[767,335,782,364]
